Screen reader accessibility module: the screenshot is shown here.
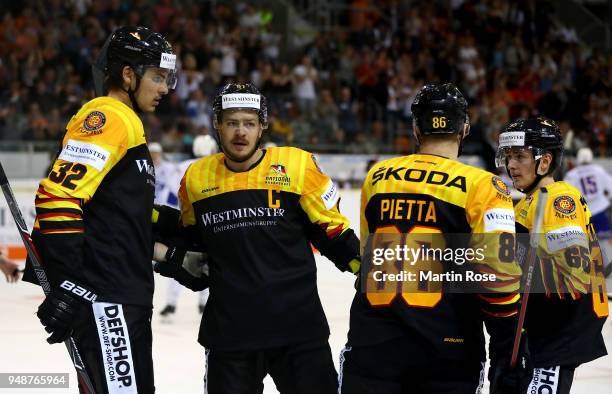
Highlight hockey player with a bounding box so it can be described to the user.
[155,136,217,317]
[153,82,360,393]
[564,147,612,240]
[150,142,180,208]
[496,117,608,394]
[340,83,530,393]
[23,26,177,393]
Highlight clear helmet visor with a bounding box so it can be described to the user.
[135,65,178,90]
[495,146,541,168]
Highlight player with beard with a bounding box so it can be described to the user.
[152,82,361,393]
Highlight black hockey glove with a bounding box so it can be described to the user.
[153,242,209,292]
[37,279,96,344]
[152,204,181,240]
[489,335,533,394]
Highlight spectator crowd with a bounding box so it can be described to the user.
[0,0,609,171]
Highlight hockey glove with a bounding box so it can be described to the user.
[153,242,209,292]
[489,334,533,394]
[37,279,96,344]
[152,204,181,240]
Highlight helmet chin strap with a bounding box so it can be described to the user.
[457,130,465,157]
[125,74,143,114]
[458,122,470,157]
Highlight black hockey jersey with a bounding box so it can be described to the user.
[178,147,358,350]
[349,154,523,362]
[25,96,155,306]
[515,182,608,366]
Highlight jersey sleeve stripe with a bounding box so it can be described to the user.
[35,198,82,212]
[35,207,83,216]
[477,293,520,305]
[39,228,85,234]
[480,309,518,318]
[36,186,80,205]
[39,219,84,230]
[566,279,582,300]
[36,212,82,220]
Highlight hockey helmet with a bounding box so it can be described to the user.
[411,83,469,136]
[192,135,219,157]
[576,147,594,165]
[212,83,268,130]
[496,116,563,192]
[93,26,177,96]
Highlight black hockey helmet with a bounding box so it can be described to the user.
[212,83,268,129]
[93,26,177,97]
[496,116,563,192]
[411,83,469,136]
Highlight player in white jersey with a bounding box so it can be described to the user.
[155,135,218,317]
[565,147,612,280]
[564,148,612,239]
[150,142,180,207]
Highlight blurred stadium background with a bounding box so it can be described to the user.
[0,0,610,178]
[0,0,610,393]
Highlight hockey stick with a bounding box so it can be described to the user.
[0,162,97,394]
[511,187,548,368]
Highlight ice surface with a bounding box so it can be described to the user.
[1,191,610,393]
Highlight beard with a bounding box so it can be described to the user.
[221,138,260,163]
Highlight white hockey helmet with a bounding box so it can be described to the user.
[148,142,163,153]
[193,135,219,157]
[576,147,593,165]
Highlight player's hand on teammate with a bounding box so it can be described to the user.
[36,280,93,344]
[153,241,209,291]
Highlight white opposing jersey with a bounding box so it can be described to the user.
[160,158,199,208]
[564,163,612,214]
[154,160,181,208]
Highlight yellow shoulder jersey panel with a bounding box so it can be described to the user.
[351,154,522,354]
[179,147,346,237]
[35,97,146,235]
[361,154,521,310]
[515,181,607,304]
[515,184,607,367]
[516,182,589,235]
[39,97,144,201]
[361,154,520,314]
[361,154,516,243]
[175,147,359,350]
[30,96,156,306]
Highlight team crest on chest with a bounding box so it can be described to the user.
[492,176,511,196]
[554,195,576,215]
[83,111,106,133]
[266,164,291,186]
